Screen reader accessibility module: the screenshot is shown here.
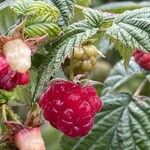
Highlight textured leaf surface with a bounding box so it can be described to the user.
[9,85,32,107]
[107,8,150,61]
[12,0,59,17]
[51,0,75,26]
[25,14,61,37]
[61,93,150,150]
[102,58,144,95]
[83,8,103,28]
[0,7,18,35]
[0,89,16,103]
[0,0,14,10]
[12,0,61,37]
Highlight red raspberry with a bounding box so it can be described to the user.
[0,54,30,90]
[0,54,9,75]
[133,49,150,70]
[17,71,30,85]
[0,67,18,90]
[39,80,103,138]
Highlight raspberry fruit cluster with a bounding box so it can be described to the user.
[39,79,103,138]
[133,49,150,70]
[63,44,98,77]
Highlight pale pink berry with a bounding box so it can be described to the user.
[15,127,46,150]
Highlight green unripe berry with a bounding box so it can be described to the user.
[90,57,97,65]
[63,44,99,78]
[73,47,84,59]
[81,60,92,72]
[83,45,98,57]
[73,60,82,68]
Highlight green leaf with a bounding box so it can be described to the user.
[61,93,150,150]
[11,0,33,15]
[12,0,61,37]
[76,0,91,7]
[0,0,14,10]
[106,8,150,61]
[0,7,18,35]
[12,0,59,18]
[25,14,61,37]
[9,85,32,107]
[51,0,75,26]
[83,8,104,28]
[0,89,16,103]
[102,58,144,96]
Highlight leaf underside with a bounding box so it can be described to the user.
[107,8,150,62]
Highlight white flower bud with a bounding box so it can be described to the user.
[3,39,31,73]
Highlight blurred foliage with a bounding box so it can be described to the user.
[42,123,62,150]
[91,0,143,7]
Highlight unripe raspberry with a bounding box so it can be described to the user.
[15,127,46,150]
[133,49,150,70]
[3,39,31,73]
[90,57,97,65]
[81,60,92,72]
[63,44,98,77]
[83,45,97,57]
[73,47,84,59]
[39,80,103,138]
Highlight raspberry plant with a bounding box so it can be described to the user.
[0,0,150,149]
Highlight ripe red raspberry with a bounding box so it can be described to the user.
[39,80,103,138]
[0,67,18,90]
[17,71,30,85]
[133,49,150,70]
[0,54,30,90]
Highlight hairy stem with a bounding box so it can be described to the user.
[2,104,7,122]
[74,4,85,10]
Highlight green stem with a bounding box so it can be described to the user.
[2,104,7,122]
[74,4,85,10]
[134,79,147,96]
